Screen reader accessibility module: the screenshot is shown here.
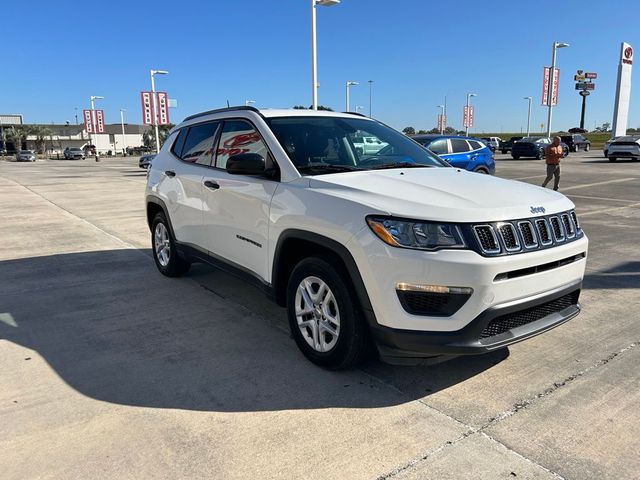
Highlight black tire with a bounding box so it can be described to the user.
[563,148,569,158]
[474,167,489,174]
[609,157,617,162]
[535,149,543,160]
[585,144,590,152]
[286,255,370,369]
[501,149,508,154]
[511,155,520,160]
[151,211,190,277]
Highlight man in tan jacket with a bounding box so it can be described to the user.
[542,136,563,191]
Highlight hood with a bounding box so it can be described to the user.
[308,167,573,223]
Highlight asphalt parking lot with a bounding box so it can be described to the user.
[1,152,638,479]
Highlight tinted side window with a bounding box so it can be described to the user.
[427,139,448,155]
[468,140,483,150]
[450,139,471,153]
[181,122,220,166]
[171,128,188,158]
[216,120,269,169]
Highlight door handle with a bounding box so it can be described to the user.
[203,180,220,190]
[164,170,176,177]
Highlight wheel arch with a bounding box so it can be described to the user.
[272,230,376,323]
[146,196,177,240]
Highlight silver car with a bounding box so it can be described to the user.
[607,135,640,162]
[64,147,86,160]
[16,150,36,162]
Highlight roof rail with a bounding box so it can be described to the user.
[183,105,261,122]
[342,111,368,117]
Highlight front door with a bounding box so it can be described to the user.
[201,119,278,281]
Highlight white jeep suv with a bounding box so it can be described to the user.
[145,107,588,369]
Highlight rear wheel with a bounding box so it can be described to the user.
[474,167,489,174]
[511,155,520,160]
[151,212,190,277]
[585,144,590,152]
[609,157,617,162]
[286,256,369,369]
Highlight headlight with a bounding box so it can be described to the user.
[366,216,466,251]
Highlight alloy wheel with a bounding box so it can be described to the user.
[295,276,340,353]
[154,222,171,267]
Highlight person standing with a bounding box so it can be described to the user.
[542,136,563,191]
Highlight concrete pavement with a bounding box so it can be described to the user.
[0,153,638,479]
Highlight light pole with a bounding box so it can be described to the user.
[245,100,255,106]
[345,80,358,112]
[368,80,373,117]
[437,105,445,134]
[120,109,127,156]
[89,95,103,152]
[546,42,569,137]
[311,0,340,110]
[465,93,477,136]
[523,96,532,137]
[150,69,169,153]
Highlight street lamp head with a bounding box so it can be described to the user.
[437,105,444,108]
[524,96,532,100]
[555,42,570,49]
[120,108,126,112]
[316,0,340,6]
[347,81,359,86]
[151,69,169,75]
[90,95,104,100]
[468,93,477,98]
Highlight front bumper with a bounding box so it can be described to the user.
[370,280,581,363]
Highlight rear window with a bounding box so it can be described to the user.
[468,140,483,150]
[450,139,471,153]
[427,139,448,155]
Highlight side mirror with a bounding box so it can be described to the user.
[226,153,266,175]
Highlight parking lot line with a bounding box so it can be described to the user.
[578,202,640,216]
[512,175,547,180]
[560,178,637,191]
[567,194,638,203]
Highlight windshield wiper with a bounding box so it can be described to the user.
[297,163,362,173]
[371,162,436,170]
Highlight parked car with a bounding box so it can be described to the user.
[145,106,587,369]
[560,134,591,152]
[606,135,640,162]
[480,137,501,152]
[64,147,86,160]
[139,153,156,169]
[499,136,523,154]
[511,137,569,160]
[411,134,495,174]
[352,135,389,155]
[16,150,36,162]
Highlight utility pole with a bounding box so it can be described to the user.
[368,80,373,117]
[120,109,127,156]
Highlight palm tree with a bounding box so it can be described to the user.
[26,125,52,154]
[4,126,26,152]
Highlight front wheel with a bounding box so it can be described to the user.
[287,256,369,369]
[609,157,617,162]
[151,212,190,277]
[585,144,590,152]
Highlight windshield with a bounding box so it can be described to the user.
[518,137,543,143]
[19,150,32,154]
[265,116,447,175]
[70,148,82,151]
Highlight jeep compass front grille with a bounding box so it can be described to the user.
[468,210,582,256]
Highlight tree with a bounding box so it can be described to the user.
[4,126,26,152]
[443,127,457,135]
[143,124,175,148]
[292,105,334,111]
[402,127,415,135]
[26,125,52,154]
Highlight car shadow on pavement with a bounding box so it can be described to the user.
[583,261,640,289]
[0,249,506,412]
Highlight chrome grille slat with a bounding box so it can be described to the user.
[518,221,538,248]
[498,223,521,252]
[549,216,565,242]
[561,213,575,238]
[473,225,500,254]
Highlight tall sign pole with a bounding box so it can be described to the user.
[612,42,633,138]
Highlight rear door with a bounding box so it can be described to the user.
[445,138,473,168]
[200,119,278,281]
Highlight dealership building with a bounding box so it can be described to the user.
[0,114,151,154]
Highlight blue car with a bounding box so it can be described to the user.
[411,134,496,174]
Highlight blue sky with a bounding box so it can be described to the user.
[2,0,638,133]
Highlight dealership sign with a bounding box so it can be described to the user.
[140,91,170,126]
[612,42,633,137]
[437,113,446,131]
[462,106,474,128]
[83,109,105,134]
[541,67,560,106]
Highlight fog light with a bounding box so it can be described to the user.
[395,284,473,317]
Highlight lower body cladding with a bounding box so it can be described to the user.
[348,228,588,364]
